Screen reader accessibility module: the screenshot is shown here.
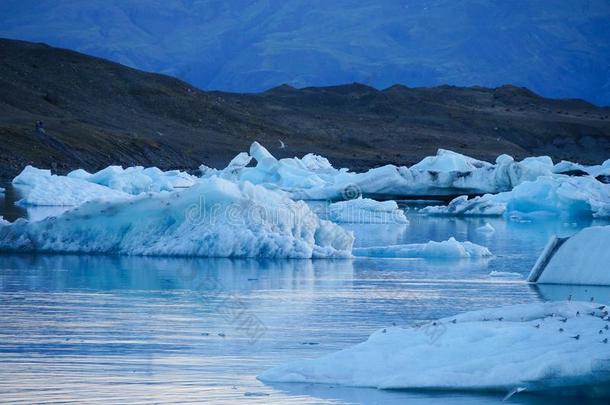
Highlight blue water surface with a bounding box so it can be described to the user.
[1,201,609,404]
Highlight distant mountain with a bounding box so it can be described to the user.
[0,0,609,105]
[1,38,609,182]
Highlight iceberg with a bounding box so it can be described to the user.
[328,198,408,224]
[553,160,589,176]
[12,165,197,206]
[70,165,197,194]
[259,301,610,396]
[212,143,568,201]
[0,177,354,258]
[12,166,131,206]
[421,194,506,216]
[423,175,610,219]
[528,226,610,286]
[353,237,492,259]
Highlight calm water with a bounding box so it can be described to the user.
[1,195,610,404]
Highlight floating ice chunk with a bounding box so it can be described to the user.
[508,156,554,184]
[224,152,252,176]
[83,165,196,194]
[505,176,610,218]
[202,153,253,181]
[228,152,253,169]
[328,198,408,224]
[553,160,588,176]
[13,166,131,206]
[239,142,329,190]
[215,143,578,201]
[0,177,354,258]
[489,271,522,278]
[476,223,495,234]
[66,168,92,180]
[353,237,491,259]
[300,153,334,172]
[529,226,610,286]
[421,194,506,216]
[495,154,514,165]
[423,175,610,219]
[14,164,197,206]
[199,164,219,178]
[250,141,277,164]
[410,149,490,172]
[259,301,610,396]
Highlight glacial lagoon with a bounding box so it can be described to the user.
[2,197,609,404]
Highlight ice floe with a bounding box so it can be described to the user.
[353,237,492,259]
[328,198,408,224]
[0,177,354,258]
[259,301,610,396]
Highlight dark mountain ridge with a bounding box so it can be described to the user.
[1,38,609,182]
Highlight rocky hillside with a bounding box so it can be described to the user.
[1,38,609,182]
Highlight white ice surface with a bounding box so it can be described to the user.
[353,237,492,259]
[533,226,610,286]
[70,165,196,194]
[13,165,197,206]
[12,166,131,206]
[259,301,610,395]
[213,143,564,200]
[0,177,354,258]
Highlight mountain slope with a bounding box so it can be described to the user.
[0,0,609,104]
[1,38,609,182]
